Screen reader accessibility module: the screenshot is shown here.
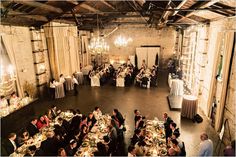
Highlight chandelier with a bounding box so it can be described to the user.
[88,36,109,54]
[114,35,133,48]
[88,15,109,54]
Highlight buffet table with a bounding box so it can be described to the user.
[181,95,198,119]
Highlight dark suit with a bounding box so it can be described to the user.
[3,139,16,156]
[40,137,59,156]
[26,123,39,137]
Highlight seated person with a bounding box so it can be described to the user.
[134,140,146,156]
[26,118,39,137]
[40,131,59,156]
[9,92,20,106]
[168,147,177,156]
[79,115,88,129]
[134,109,145,125]
[94,142,108,156]
[87,112,97,130]
[36,115,48,130]
[128,145,136,157]
[21,91,32,105]
[17,129,30,146]
[25,145,37,156]
[170,122,180,137]
[50,105,61,119]
[93,107,102,120]
[58,148,67,157]
[77,125,88,147]
[0,95,9,109]
[141,59,147,70]
[170,139,181,155]
[131,129,143,145]
[65,139,77,156]
[3,133,17,156]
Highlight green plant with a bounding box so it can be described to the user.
[23,81,37,98]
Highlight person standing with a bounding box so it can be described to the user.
[198,133,213,156]
[72,74,79,95]
[3,133,17,156]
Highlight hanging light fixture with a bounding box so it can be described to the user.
[88,15,109,54]
[114,35,133,48]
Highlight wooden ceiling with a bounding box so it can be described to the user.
[1,0,235,30]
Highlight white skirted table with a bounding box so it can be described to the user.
[65,77,74,91]
[55,83,65,99]
[181,95,198,119]
[170,79,184,96]
[74,72,83,84]
[116,77,125,87]
[91,75,100,87]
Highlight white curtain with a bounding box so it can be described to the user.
[136,47,148,69]
[1,35,23,97]
[44,22,80,80]
[147,47,160,68]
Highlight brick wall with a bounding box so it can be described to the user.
[102,25,177,68]
[0,25,37,97]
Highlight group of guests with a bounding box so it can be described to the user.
[127,111,186,156]
[49,73,79,99]
[113,63,136,87]
[136,65,158,88]
[0,91,32,114]
[89,64,115,86]
[167,58,182,79]
[1,106,127,156]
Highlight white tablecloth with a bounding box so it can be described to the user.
[116,77,125,87]
[170,79,184,96]
[75,72,83,84]
[65,77,74,91]
[168,73,172,88]
[55,83,65,98]
[91,76,100,87]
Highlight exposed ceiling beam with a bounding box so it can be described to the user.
[172,0,189,16]
[158,0,172,26]
[176,0,220,22]
[14,1,63,13]
[6,10,48,22]
[175,13,199,24]
[100,0,115,10]
[207,8,229,16]
[79,3,101,13]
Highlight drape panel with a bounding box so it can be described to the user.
[147,47,160,68]
[136,47,160,69]
[1,35,22,97]
[215,31,234,132]
[136,47,148,69]
[44,22,80,80]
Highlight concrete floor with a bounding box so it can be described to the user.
[3,70,223,156]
